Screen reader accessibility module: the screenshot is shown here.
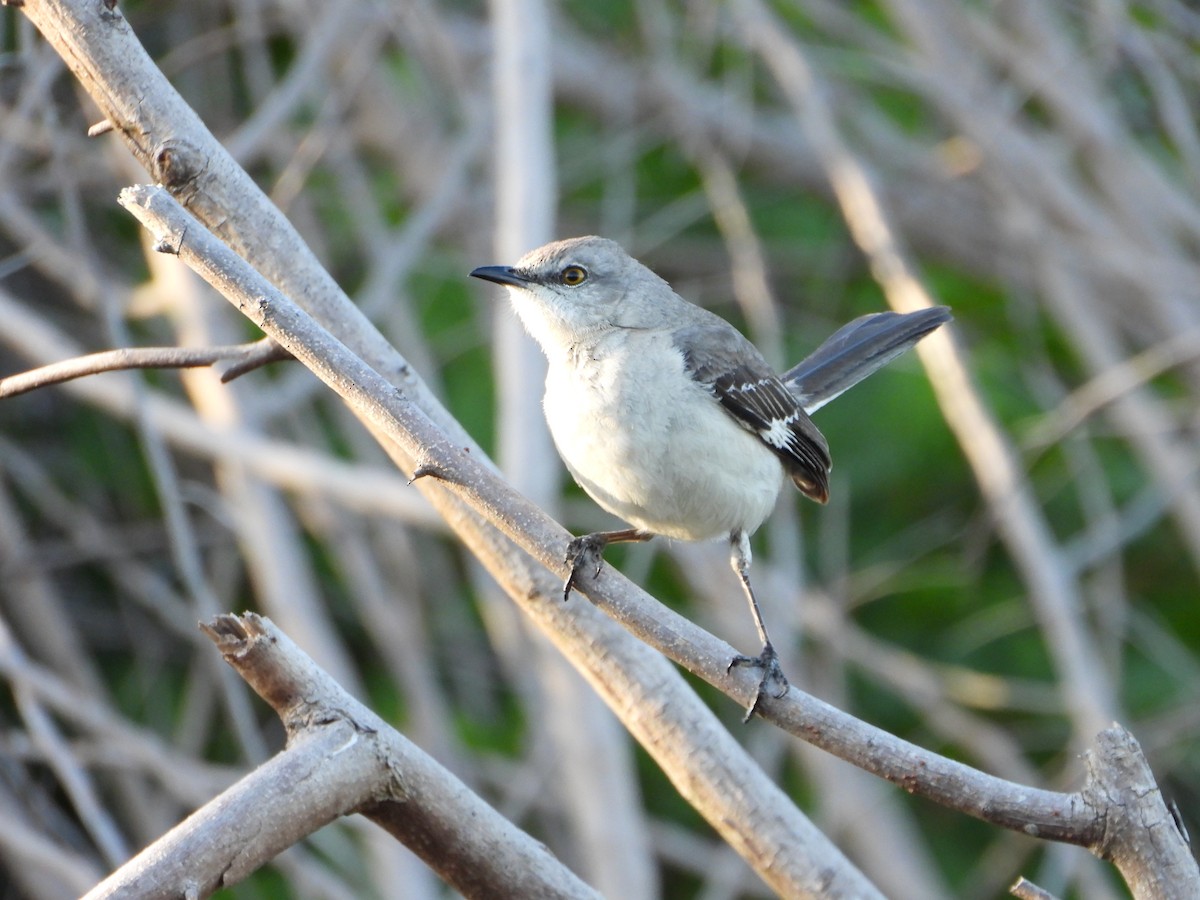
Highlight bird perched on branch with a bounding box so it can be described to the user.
[472,236,950,717]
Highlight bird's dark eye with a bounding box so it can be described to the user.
[560,265,588,286]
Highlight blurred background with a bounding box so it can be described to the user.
[1,0,1198,897]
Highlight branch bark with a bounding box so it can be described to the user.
[83,613,599,900]
[0,338,287,398]
[1081,728,1198,898]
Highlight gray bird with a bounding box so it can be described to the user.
[472,236,949,717]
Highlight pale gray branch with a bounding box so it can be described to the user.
[0,339,286,399]
[78,614,594,899]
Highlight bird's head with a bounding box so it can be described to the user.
[471,236,675,351]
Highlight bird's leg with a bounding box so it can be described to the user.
[563,528,653,601]
[726,531,790,721]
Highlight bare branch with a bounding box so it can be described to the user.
[1010,877,1060,900]
[1025,327,1200,450]
[83,723,390,899]
[191,613,595,900]
[1081,727,1199,896]
[0,338,287,399]
[0,287,440,528]
[79,613,597,898]
[217,338,292,382]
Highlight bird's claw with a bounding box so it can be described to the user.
[563,534,606,601]
[728,642,790,722]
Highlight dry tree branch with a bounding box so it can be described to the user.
[1010,877,1061,900]
[1024,327,1200,450]
[0,337,288,398]
[82,613,599,900]
[0,286,440,528]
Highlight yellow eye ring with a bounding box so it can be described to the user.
[560,265,588,286]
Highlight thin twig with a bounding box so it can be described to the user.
[1010,876,1061,900]
[0,339,286,399]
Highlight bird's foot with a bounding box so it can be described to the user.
[563,534,608,602]
[728,642,790,722]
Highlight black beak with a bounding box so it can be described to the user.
[469,265,531,288]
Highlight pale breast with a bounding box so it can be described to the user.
[543,331,784,541]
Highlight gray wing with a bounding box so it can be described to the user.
[674,322,832,503]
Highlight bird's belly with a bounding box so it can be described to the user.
[544,368,783,541]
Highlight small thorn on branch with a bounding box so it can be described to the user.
[88,119,115,137]
[408,463,449,485]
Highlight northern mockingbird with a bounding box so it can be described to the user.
[472,236,949,716]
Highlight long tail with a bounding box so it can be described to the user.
[782,307,952,413]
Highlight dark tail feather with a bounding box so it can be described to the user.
[782,307,951,413]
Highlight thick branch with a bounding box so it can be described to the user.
[1081,727,1198,898]
[83,724,389,900]
[84,613,598,900]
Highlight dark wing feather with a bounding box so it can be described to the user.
[674,322,832,503]
[781,307,951,413]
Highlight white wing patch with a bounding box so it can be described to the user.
[761,414,797,449]
[727,377,774,393]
